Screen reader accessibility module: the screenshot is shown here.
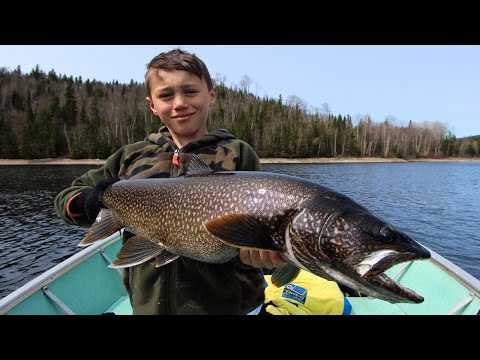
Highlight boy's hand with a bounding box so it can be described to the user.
[239,249,286,269]
[68,177,120,223]
[83,177,120,222]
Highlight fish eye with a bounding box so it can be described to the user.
[379,226,394,242]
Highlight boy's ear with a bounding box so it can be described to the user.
[146,96,159,116]
[209,87,217,105]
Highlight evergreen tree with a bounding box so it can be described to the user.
[63,79,77,126]
[0,112,17,158]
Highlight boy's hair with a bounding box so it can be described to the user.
[145,48,213,96]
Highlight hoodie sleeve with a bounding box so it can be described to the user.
[231,140,263,171]
[53,141,149,226]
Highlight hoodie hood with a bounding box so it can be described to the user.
[146,126,236,153]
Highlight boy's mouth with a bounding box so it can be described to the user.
[172,112,195,120]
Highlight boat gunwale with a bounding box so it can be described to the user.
[426,245,480,297]
[0,230,123,314]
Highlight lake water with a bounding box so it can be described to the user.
[0,162,479,298]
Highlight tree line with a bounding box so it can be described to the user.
[0,66,478,159]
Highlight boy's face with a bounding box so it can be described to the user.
[146,69,216,147]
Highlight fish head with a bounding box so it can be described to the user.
[286,197,431,304]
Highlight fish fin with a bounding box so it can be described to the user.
[204,213,282,251]
[271,265,301,287]
[185,153,235,177]
[185,153,214,176]
[154,251,180,267]
[108,235,166,268]
[78,208,123,247]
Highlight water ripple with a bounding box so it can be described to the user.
[0,165,99,298]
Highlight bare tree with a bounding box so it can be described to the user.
[239,75,253,93]
[431,121,447,157]
[321,102,331,117]
[287,95,308,112]
[215,73,226,86]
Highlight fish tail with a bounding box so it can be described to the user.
[78,208,123,246]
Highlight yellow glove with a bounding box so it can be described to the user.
[264,269,350,315]
[266,297,312,315]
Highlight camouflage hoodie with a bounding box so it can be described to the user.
[54,127,265,314]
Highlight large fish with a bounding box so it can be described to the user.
[80,155,430,304]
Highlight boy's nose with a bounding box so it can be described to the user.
[173,94,188,108]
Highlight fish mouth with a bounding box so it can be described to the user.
[355,249,430,303]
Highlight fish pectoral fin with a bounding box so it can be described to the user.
[108,235,167,268]
[78,208,123,247]
[204,213,281,251]
[271,264,301,287]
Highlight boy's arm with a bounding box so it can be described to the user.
[233,140,263,171]
[54,142,147,226]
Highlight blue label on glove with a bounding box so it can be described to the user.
[282,283,307,304]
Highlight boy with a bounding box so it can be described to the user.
[54,48,284,314]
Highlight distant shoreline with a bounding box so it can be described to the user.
[0,156,479,166]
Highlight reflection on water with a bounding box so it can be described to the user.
[0,162,479,298]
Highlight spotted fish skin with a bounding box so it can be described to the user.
[101,172,319,263]
[80,166,431,304]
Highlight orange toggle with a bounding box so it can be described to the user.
[172,153,179,166]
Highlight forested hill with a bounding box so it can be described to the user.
[0,66,478,159]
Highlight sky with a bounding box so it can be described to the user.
[1,45,479,138]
